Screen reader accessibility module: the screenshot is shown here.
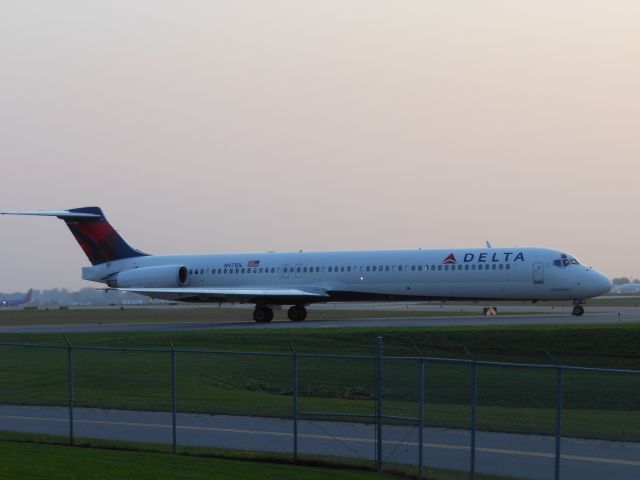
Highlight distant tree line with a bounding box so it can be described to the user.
[0,288,160,307]
[612,277,640,285]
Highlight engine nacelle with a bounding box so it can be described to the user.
[108,265,188,288]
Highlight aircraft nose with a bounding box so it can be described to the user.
[592,272,612,296]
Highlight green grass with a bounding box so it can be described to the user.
[0,306,514,327]
[0,440,402,480]
[0,434,523,480]
[0,323,639,441]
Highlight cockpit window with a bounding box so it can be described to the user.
[555,254,581,268]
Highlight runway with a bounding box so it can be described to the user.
[0,405,638,480]
[0,305,638,334]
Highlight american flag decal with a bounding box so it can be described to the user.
[442,253,457,264]
[248,260,260,268]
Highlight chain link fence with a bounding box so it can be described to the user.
[0,337,639,479]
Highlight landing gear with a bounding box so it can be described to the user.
[572,305,584,316]
[287,305,307,322]
[253,306,274,323]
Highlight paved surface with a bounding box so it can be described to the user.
[0,405,638,480]
[0,306,638,334]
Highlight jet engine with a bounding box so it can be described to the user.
[108,265,188,288]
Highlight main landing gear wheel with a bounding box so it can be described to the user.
[287,305,307,322]
[572,305,584,316]
[253,306,274,323]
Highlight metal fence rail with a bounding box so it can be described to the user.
[0,337,639,480]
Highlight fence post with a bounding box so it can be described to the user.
[64,336,74,446]
[289,342,298,461]
[412,344,425,480]
[375,336,383,471]
[464,346,477,480]
[168,338,177,454]
[546,351,563,480]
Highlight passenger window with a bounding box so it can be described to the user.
[241,268,245,274]
[385,266,390,272]
[297,267,301,273]
[411,265,416,271]
[341,266,345,272]
[499,264,503,270]
[328,267,333,272]
[465,265,469,271]
[506,264,511,270]
[372,266,377,272]
[366,266,371,272]
[347,266,351,272]
[492,264,496,270]
[437,265,442,271]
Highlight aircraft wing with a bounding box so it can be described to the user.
[120,287,330,304]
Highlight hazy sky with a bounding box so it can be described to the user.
[1,1,639,291]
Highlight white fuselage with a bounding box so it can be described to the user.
[82,247,612,304]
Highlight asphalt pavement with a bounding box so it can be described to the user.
[0,405,638,480]
[0,305,638,334]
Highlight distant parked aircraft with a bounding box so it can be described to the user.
[0,289,33,307]
[2,207,612,320]
[612,283,640,294]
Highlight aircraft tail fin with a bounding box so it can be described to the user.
[1,207,148,265]
[24,289,33,304]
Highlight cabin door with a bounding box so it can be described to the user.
[532,262,544,284]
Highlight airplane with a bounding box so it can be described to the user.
[611,283,640,294]
[0,288,33,307]
[1,207,612,321]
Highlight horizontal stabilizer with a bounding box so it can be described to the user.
[1,209,102,219]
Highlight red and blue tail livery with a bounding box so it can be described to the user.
[61,207,147,265]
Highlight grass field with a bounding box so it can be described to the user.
[0,434,524,480]
[0,440,404,480]
[1,321,639,442]
[0,305,537,326]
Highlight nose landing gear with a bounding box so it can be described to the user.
[571,298,585,316]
